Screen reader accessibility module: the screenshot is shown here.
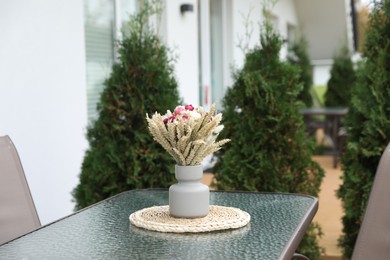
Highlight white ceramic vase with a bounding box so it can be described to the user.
[169,164,209,218]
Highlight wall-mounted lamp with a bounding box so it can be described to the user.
[180,4,194,14]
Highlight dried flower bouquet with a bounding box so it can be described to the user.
[146,103,230,166]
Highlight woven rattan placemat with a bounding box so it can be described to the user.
[129,205,250,233]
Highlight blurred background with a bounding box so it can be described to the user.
[0,2,370,255]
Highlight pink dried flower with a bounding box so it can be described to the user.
[185,104,194,111]
[174,106,185,115]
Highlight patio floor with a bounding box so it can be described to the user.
[202,155,343,259]
[312,156,343,259]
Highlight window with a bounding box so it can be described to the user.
[287,23,296,50]
[84,0,137,122]
[210,0,224,106]
[209,0,232,108]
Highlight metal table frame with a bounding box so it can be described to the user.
[300,107,348,168]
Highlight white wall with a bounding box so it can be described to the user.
[159,0,299,106]
[0,0,88,224]
[313,66,332,86]
[312,60,333,86]
[230,0,299,73]
[161,0,200,106]
[231,0,263,71]
[272,0,299,59]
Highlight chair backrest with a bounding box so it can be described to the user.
[352,142,390,260]
[0,135,41,245]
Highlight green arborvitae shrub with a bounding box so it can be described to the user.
[73,2,180,210]
[287,36,313,107]
[213,23,325,259]
[337,1,390,258]
[324,46,356,107]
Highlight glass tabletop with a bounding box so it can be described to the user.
[0,189,318,259]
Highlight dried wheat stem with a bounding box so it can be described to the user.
[186,141,204,165]
[173,148,186,165]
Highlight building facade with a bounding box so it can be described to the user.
[0,0,355,224]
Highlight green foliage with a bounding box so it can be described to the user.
[213,24,325,259]
[73,1,180,210]
[312,85,327,107]
[287,36,313,107]
[324,46,356,107]
[337,1,390,258]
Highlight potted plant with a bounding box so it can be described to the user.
[146,103,230,217]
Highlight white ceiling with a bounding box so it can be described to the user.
[294,0,354,61]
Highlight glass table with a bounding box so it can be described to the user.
[0,189,318,259]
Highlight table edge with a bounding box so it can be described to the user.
[279,196,319,260]
[299,107,348,116]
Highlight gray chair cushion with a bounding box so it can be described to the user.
[0,135,41,245]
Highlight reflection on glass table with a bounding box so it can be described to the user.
[0,189,318,260]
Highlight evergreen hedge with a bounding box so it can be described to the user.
[337,1,390,258]
[287,36,313,107]
[324,47,356,107]
[73,2,180,209]
[213,24,324,259]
